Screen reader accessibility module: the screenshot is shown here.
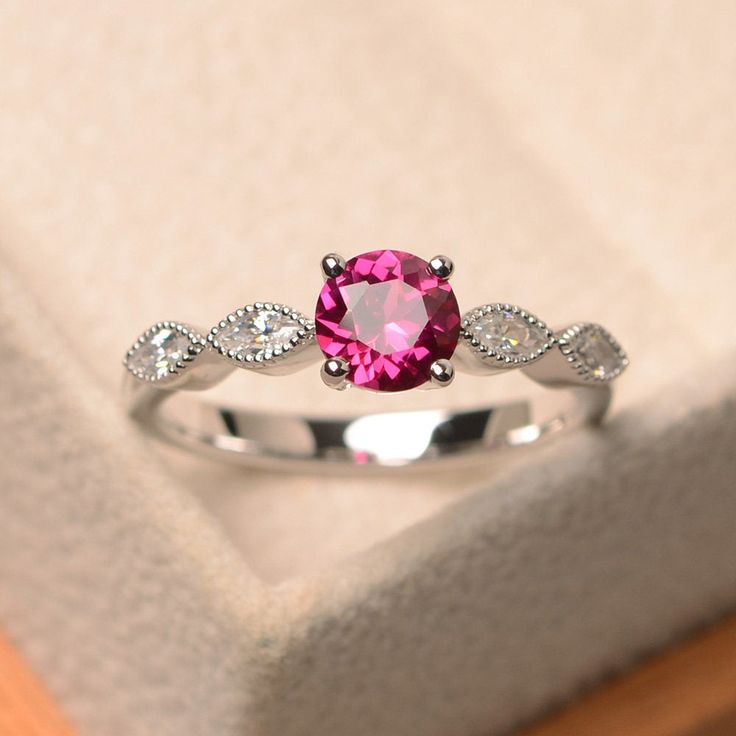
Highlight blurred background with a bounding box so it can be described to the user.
[1,2,735,735]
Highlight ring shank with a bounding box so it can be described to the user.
[126,378,611,470]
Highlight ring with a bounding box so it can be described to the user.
[123,249,628,469]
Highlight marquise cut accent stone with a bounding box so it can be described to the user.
[125,323,202,382]
[473,309,549,357]
[218,309,302,358]
[462,304,553,365]
[209,304,313,365]
[562,324,627,381]
[315,249,461,392]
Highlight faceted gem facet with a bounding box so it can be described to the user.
[472,309,549,358]
[217,308,304,359]
[315,249,461,392]
[127,327,192,380]
[573,326,624,379]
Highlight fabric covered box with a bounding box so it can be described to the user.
[1,2,735,735]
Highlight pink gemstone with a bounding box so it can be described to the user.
[315,249,461,392]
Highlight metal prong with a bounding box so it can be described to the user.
[428,255,454,280]
[429,358,455,387]
[321,358,350,390]
[320,253,346,280]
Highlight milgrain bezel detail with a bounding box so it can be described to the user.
[124,321,206,383]
[557,322,629,383]
[207,302,315,369]
[460,303,556,367]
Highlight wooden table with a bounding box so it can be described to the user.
[524,616,736,736]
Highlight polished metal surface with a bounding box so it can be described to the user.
[428,358,455,387]
[124,343,612,470]
[427,254,454,280]
[320,356,351,391]
[320,253,346,279]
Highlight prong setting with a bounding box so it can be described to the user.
[428,255,454,280]
[321,357,350,390]
[320,253,346,280]
[429,358,455,387]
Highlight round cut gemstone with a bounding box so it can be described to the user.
[315,249,461,391]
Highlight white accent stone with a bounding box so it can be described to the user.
[217,309,303,359]
[128,328,191,380]
[472,309,549,359]
[573,327,623,379]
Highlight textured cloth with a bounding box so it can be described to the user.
[1,2,735,735]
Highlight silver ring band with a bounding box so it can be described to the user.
[123,251,627,470]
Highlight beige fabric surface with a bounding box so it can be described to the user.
[1,2,735,735]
